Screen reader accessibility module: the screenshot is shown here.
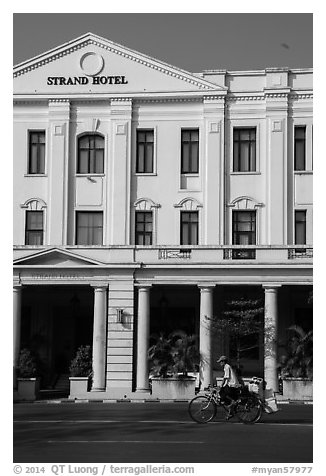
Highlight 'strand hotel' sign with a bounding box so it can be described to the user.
[47,75,128,85]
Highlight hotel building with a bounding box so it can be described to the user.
[13,33,313,399]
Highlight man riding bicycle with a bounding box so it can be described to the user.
[217,355,242,419]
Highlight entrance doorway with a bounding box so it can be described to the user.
[21,285,94,390]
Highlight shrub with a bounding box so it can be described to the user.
[148,331,200,378]
[69,345,93,377]
[17,348,39,378]
[280,326,313,379]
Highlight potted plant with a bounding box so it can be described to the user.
[16,348,41,401]
[69,345,92,398]
[148,331,200,400]
[279,325,313,400]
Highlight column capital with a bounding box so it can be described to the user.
[90,282,108,290]
[263,284,282,291]
[13,284,23,291]
[135,284,152,290]
[198,284,216,291]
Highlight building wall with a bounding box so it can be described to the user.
[13,69,313,247]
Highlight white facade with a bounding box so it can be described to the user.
[13,33,313,399]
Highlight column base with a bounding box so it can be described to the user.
[91,387,106,392]
[136,387,151,393]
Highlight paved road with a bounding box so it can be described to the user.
[13,402,313,463]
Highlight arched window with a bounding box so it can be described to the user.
[21,198,47,245]
[77,134,104,174]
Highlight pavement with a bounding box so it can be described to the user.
[13,400,313,463]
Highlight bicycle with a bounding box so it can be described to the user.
[188,385,263,424]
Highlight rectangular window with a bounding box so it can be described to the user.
[136,130,154,173]
[232,211,256,245]
[180,211,198,245]
[25,211,44,245]
[181,129,199,174]
[76,212,103,245]
[135,211,153,245]
[28,131,45,174]
[295,210,306,244]
[294,126,306,171]
[233,128,256,172]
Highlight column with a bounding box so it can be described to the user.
[199,285,215,388]
[263,285,280,392]
[91,285,108,391]
[13,285,22,388]
[136,285,151,392]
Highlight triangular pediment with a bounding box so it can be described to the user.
[13,248,103,267]
[14,32,225,96]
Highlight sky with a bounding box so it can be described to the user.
[13,12,312,72]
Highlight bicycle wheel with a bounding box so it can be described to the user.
[236,394,263,424]
[188,396,216,423]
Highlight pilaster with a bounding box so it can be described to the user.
[47,99,70,245]
[264,81,290,245]
[203,95,226,245]
[109,98,132,244]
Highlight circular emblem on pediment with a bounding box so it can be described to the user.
[79,52,104,76]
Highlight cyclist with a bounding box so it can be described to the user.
[217,355,242,419]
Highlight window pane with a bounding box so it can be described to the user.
[295,211,306,244]
[240,130,250,141]
[191,143,199,173]
[240,143,249,171]
[78,151,89,173]
[94,149,104,173]
[26,231,43,245]
[145,143,153,172]
[190,222,198,244]
[92,227,103,245]
[182,144,190,172]
[76,212,103,245]
[295,143,305,170]
[250,143,256,170]
[182,131,190,142]
[294,127,306,171]
[146,131,154,143]
[79,136,90,148]
[95,136,104,149]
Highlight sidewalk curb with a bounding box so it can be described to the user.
[14,398,313,405]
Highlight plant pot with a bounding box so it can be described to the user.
[69,376,90,398]
[17,378,40,401]
[151,377,196,400]
[282,378,313,400]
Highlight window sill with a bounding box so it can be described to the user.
[24,174,47,177]
[294,170,313,175]
[75,174,105,177]
[230,171,261,176]
[135,173,157,176]
[181,173,200,177]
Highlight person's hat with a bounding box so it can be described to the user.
[217,355,228,363]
